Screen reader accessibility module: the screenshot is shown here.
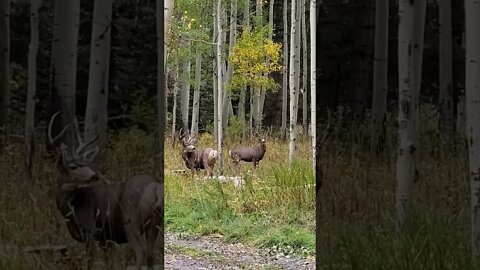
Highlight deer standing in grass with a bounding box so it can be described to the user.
[49,111,163,270]
[180,129,218,177]
[229,136,267,169]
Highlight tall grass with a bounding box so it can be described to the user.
[318,111,472,269]
[164,134,315,256]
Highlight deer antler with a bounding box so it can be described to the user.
[48,111,69,146]
[72,117,100,157]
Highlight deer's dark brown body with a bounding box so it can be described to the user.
[229,138,267,168]
[48,111,163,270]
[180,131,217,177]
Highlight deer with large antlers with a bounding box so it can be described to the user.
[49,111,163,270]
[179,128,218,177]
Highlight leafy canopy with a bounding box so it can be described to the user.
[229,26,283,92]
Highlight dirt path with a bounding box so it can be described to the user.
[165,232,315,270]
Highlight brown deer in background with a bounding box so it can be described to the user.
[48,111,163,270]
[179,128,218,177]
[229,136,267,169]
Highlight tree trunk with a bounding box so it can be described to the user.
[371,0,388,154]
[395,0,425,234]
[25,0,40,180]
[310,0,316,170]
[301,0,308,135]
[0,0,10,127]
[438,0,454,141]
[85,0,112,157]
[164,0,173,69]
[223,0,237,135]
[217,0,224,176]
[466,0,480,257]
[252,89,260,132]
[180,50,191,133]
[50,0,80,150]
[156,0,166,265]
[191,49,201,137]
[294,0,301,126]
[213,1,218,140]
[238,86,246,123]
[171,59,179,148]
[280,0,288,140]
[288,0,299,164]
[238,0,249,131]
[258,0,275,131]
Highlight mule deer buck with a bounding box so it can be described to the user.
[229,136,267,169]
[48,111,163,270]
[179,128,218,177]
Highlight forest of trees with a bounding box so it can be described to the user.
[4,0,480,268]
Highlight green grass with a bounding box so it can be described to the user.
[164,134,315,257]
[318,113,473,269]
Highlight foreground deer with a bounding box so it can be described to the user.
[180,129,218,177]
[229,137,267,169]
[49,112,163,270]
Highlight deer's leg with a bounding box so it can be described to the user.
[84,237,95,270]
[145,218,160,269]
[124,217,146,269]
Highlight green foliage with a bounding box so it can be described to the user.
[228,26,283,93]
[227,115,247,139]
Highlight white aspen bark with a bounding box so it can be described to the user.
[191,49,202,137]
[253,0,263,132]
[171,59,179,147]
[238,86,246,123]
[165,62,169,125]
[0,0,10,127]
[180,49,191,132]
[25,0,40,179]
[411,0,426,146]
[164,0,173,69]
[288,0,298,164]
[438,0,454,141]
[259,88,266,130]
[301,0,308,135]
[217,0,224,175]
[213,1,218,140]
[51,0,80,149]
[223,0,237,134]
[249,88,253,135]
[294,0,301,124]
[281,0,288,139]
[371,0,388,153]
[466,0,480,256]
[310,0,316,170]
[85,0,112,154]
[257,0,275,131]
[396,0,425,234]
[252,90,260,132]
[238,0,249,128]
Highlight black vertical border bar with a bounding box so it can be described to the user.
[156,0,165,269]
[315,1,321,268]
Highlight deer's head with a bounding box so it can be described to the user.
[179,128,197,152]
[48,111,100,183]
